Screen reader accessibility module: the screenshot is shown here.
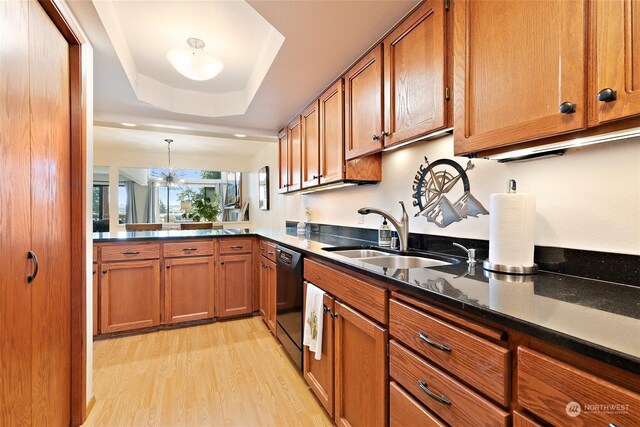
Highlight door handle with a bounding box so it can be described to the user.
[27,251,39,283]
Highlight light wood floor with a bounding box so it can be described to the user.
[83,317,332,427]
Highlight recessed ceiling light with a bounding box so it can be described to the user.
[120,122,136,127]
[234,134,247,138]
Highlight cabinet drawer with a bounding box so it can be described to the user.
[163,241,214,258]
[390,381,445,427]
[390,340,509,427]
[304,258,388,324]
[218,238,253,254]
[389,299,509,405]
[259,240,276,262]
[517,347,640,426]
[101,243,160,262]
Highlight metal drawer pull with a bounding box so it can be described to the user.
[122,251,140,255]
[418,332,451,352]
[418,380,451,405]
[267,251,275,255]
[323,306,331,313]
[27,251,39,283]
[182,248,197,251]
[230,245,244,249]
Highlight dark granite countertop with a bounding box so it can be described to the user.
[93,228,640,374]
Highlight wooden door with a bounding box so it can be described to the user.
[319,79,345,185]
[384,0,447,148]
[0,0,32,422]
[217,254,254,318]
[277,128,288,193]
[345,44,384,159]
[288,117,302,191]
[165,256,215,323]
[590,0,640,125]
[93,265,99,335]
[100,260,161,333]
[334,301,387,427]
[303,292,335,417]
[453,0,587,155]
[29,1,71,424]
[267,260,277,334]
[301,100,320,189]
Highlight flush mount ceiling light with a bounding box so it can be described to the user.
[166,38,224,81]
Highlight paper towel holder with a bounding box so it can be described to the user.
[482,261,538,275]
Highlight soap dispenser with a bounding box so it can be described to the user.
[378,219,391,247]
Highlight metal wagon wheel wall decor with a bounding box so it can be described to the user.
[412,157,488,228]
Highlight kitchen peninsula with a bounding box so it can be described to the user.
[93,226,640,427]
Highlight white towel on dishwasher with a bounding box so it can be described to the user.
[303,282,325,360]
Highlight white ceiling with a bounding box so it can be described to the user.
[67,0,420,147]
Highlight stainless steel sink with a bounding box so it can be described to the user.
[359,256,453,269]
[329,249,390,258]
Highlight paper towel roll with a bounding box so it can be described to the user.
[488,192,536,267]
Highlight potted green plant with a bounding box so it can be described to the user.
[181,191,222,222]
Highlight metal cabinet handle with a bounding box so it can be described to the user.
[230,245,243,249]
[27,251,39,283]
[102,270,108,274]
[122,251,140,255]
[418,332,452,352]
[323,306,331,313]
[259,247,265,251]
[559,101,576,114]
[267,251,275,255]
[330,312,338,318]
[418,380,451,405]
[166,265,170,269]
[381,131,389,137]
[182,247,197,252]
[220,261,225,265]
[597,88,617,102]
[372,134,380,141]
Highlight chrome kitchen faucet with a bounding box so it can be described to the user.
[358,201,409,252]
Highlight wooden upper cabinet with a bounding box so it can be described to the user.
[590,0,640,125]
[301,100,320,189]
[384,0,447,148]
[319,79,345,185]
[345,44,384,160]
[288,117,302,192]
[277,128,288,193]
[453,0,587,155]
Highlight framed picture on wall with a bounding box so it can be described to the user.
[258,166,269,210]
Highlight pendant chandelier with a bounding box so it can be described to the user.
[152,138,185,187]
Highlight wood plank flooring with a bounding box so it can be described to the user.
[83,317,332,426]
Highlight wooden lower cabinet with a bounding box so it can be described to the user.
[390,381,445,427]
[100,259,161,333]
[93,263,99,335]
[258,257,277,334]
[164,256,215,323]
[217,254,254,318]
[304,288,388,427]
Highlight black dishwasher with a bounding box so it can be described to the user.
[275,245,304,370]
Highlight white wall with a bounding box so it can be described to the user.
[250,135,640,256]
[248,143,285,228]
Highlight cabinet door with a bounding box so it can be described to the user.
[259,260,269,321]
[267,260,277,334]
[165,256,215,323]
[384,0,447,148]
[345,44,384,159]
[453,0,586,155]
[93,264,99,335]
[319,79,345,185]
[217,254,253,318]
[100,260,161,333]
[302,100,320,189]
[590,0,640,124]
[334,301,388,427]
[288,117,302,192]
[278,128,288,193]
[304,292,335,417]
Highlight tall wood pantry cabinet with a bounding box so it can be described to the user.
[0,0,78,424]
